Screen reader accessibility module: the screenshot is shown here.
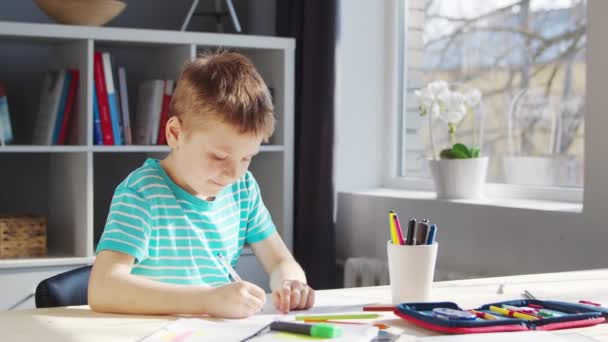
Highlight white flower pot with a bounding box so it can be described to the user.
[502,156,581,187]
[429,157,489,199]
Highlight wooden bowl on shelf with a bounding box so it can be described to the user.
[34,0,126,26]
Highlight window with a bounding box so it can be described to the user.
[401,0,586,189]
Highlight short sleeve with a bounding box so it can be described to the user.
[96,185,151,262]
[245,173,277,244]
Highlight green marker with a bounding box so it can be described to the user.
[270,321,342,338]
[295,313,381,321]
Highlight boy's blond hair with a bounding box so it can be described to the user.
[169,50,275,140]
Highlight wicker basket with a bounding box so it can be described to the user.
[0,216,47,258]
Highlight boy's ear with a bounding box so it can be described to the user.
[166,116,182,149]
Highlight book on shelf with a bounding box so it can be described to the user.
[0,81,14,145]
[56,69,79,145]
[50,70,71,145]
[117,66,132,145]
[101,52,123,145]
[33,70,64,145]
[134,80,165,145]
[93,51,114,145]
[157,80,174,145]
[92,86,103,145]
[33,69,79,145]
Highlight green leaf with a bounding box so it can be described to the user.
[450,149,470,159]
[440,147,468,159]
[439,148,456,159]
[452,143,472,158]
[470,147,480,158]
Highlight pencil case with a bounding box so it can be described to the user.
[393,299,608,334]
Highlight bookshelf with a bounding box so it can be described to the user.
[0,21,294,308]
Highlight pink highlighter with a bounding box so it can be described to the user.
[392,213,405,245]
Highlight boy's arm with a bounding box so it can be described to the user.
[250,232,314,312]
[88,250,266,318]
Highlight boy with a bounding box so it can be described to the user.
[88,51,314,319]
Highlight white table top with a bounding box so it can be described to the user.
[2,269,608,341]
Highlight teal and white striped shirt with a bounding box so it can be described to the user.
[96,158,276,286]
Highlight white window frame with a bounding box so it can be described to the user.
[382,0,583,204]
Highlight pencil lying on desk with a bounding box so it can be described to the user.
[303,319,390,330]
[295,313,381,321]
[363,305,396,312]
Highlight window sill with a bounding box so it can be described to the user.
[345,188,583,213]
[384,177,583,203]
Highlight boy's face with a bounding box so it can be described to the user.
[168,117,263,198]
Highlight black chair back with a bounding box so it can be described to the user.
[35,265,92,308]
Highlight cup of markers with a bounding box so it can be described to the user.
[386,211,439,304]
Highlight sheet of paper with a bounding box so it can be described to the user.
[141,293,384,342]
[140,317,378,342]
[138,317,273,342]
[416,331,598,342]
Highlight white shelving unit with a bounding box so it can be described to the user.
[0,21,294,308]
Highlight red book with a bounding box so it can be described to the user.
[94,51,114,145]
[57,69,79,145]
[157,80,174,145]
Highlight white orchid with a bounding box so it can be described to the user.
[428,80,449,98]
[415,80,450,111]
[414,87,434,108]
[437,90,467,124]
[415,80,483,160]
[464,88,482,108]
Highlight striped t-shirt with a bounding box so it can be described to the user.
[96,158,276,286]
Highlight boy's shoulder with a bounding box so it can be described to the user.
[241,170,255,187]
[118,159,166,194]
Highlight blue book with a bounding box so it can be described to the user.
[93,84,103,145]
[51,71,71,145]
[102,52,122,145]
[107,91,122,145]
[0,82,13,145]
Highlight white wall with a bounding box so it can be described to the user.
[334,0,386,193]
[583,0,608,236]
[335,0,608,279]
[336,193,583,278]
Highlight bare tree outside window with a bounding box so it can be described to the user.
[403,0,586,187]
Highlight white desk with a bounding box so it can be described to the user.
[2,269,608,341]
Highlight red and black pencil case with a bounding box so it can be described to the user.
[393,299,608,334]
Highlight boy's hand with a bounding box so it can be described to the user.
[272,280,315,313]
[206,281,266,319]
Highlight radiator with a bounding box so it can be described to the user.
[343,257,390,288]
